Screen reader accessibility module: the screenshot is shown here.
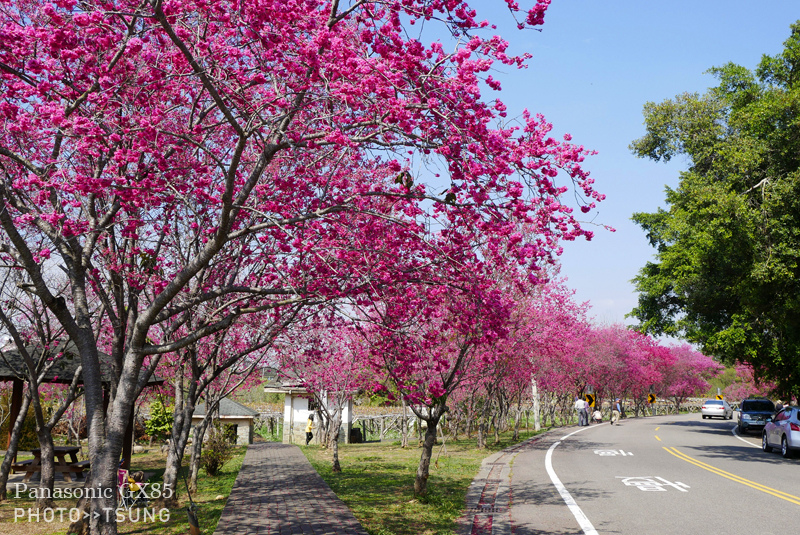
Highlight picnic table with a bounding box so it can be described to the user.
[12,446,89,483]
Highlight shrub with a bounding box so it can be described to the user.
[201,422,235,476]
[0,393,44,451]
[145,399,174,443]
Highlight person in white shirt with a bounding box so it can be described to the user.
[574,397,587,426]
[592,408,602,424]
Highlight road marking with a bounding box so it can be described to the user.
[731,425,760,448]
[655,435,661,441]
[560,426,593,441]
[655,427,660,431]
[594,449,632,456]
[545,441,598,535]
[663,447,800,505]
[617,476,689,492]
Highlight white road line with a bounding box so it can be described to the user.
[731,425,761,448]
[561,425,596,441]
[545,440,599,535]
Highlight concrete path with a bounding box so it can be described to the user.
[213,442,368,535]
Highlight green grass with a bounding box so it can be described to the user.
[117,446,246,535]
[0,446,247,535]
[302,429,546,535]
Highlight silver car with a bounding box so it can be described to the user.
[762,406,800,458]
[701,399,733,419]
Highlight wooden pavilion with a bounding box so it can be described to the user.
[0,341,162,469]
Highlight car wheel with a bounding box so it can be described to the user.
[738,423,743,434]
[782,436,792,458]
[763,433,772,452]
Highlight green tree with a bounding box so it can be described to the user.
[629,22,800,396]
[145,399,174,444]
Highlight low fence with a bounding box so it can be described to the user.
[251,396,738,443]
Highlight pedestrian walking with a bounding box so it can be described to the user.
[611,398,622,425]
[305,415,314,445]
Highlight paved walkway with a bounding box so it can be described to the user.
[213,442,368,535]
[217,435,556,535]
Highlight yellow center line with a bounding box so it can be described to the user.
[655,427,660,431]
[663,447,800,505]
[655,435,661,441]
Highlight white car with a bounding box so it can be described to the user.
[762,406,800,458]
[701,399,733,419]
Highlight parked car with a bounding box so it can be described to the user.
[701,399,733,419]
[762,406,800,458]
[737,398,776,434]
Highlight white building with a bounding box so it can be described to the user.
[192,398,258,446]
[262,369,354,445]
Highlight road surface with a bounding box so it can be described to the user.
[510,412,800,534]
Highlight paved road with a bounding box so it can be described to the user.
[507,413,800,534]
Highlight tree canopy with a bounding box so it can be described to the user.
[629,21,800,395]
[0,1,601,530]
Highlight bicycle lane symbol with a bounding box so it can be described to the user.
[616,476,690,492]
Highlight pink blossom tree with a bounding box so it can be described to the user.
[155,311,291,505]
[0,1,605,530]
[576,325,664,413]
[723,363,777,401]
[276,317,373,472]
[656,343,722,413]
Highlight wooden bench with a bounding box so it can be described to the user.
[67,460,90,474]
[11,459,33,474]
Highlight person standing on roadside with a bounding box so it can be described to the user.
[611,398,622,425]
[581,399,590,426]
[574,396,587,426]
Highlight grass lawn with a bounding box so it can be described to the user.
[0,446,247,535]
[302,429,547,535]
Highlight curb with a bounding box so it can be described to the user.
[458,429,555,535]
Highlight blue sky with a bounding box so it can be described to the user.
[470,0,800,325]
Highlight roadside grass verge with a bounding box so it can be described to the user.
[302,430,546,535]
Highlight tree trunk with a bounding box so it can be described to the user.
[34,429,56,510]
[161,410,193,508]
[331,436,341,473]
[414,413,440,496]
[68,357,140,535]
[161,373,195,508]
[328,409,342,473]
[188,417,211,493]
[0,390,32,501]
[400,400,409,448]
[512,406,521,441]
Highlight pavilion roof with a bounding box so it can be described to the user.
[0,341,162,386]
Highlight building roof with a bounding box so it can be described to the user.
[0,340,162,386]
[260,366,309,394]
[193,397,259,418]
